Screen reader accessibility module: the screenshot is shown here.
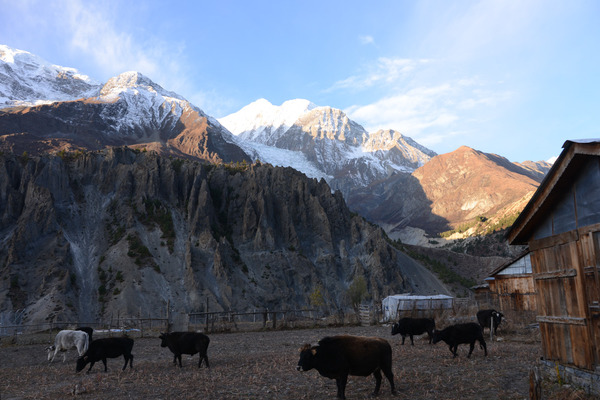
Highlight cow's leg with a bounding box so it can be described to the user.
[480,339,488,356]
[203,354,210,368]
[467,342,475,358]
[122,354,132,370]
[336,375,348,399]
[427,331,433,344]
[172,354,177,365]
[102,358,108,372]
[86,361,96,373]
[50,348,59,363]
[449,344,456,357]
[382,366,396,395]
[372,369,383,395]
[401,335,406,345]
[410,334,414,345]
[177,354,183,368]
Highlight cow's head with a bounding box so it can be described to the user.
[46,345,55,361]
[75,355,89,373]
[391,323,400,335]
[297,343,317,372]
[492,311,504,325]
[159,333,169,348]
[431,329,442,344]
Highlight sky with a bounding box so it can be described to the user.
[1,0,599,163]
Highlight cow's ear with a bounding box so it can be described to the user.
[300,343,311,352]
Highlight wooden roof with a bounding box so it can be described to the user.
[506,139,600,245]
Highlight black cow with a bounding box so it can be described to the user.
[76,326,93,342]
[391,317,435,345]
[159,332,210,368]
[432,322,487,358]
[477,309,504,335]
[76,337,134,373]
[297,335,396,399]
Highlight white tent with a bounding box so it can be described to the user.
[382,294,454,322]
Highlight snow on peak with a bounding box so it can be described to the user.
[0,44,100,107]
[99,71,182,101]
[281,98,318,113]
[0,44,97,85]
[219,98,318,136]
[1,44,33,64]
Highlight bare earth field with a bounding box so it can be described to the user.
[0,324,592,400]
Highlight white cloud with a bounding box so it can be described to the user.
[359,35,375,45]
[343,73,511,147]
[48,0,221,111]
[326,57,426,92]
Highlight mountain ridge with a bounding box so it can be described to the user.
[0,149,451,325]
[0,44,552,242]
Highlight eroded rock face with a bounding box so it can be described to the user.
[0,149,447,325]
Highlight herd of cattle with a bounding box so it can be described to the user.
[46,309,504,399]
[46,328,210,373]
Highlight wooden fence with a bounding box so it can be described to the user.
[188,309,317,332]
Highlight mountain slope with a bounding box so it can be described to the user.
[412,146,541,225]
[0,149,450,325]
[0,45,99,107]
[354,146,544,244]
[220,99,436,192]
[0,46,249,163]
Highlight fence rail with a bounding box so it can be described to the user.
[188,309,318,332]
[0,317,169,338]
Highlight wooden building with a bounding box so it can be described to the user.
[485,251,537,312]
[506,139,600,392]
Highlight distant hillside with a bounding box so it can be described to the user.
[351,146,550,244]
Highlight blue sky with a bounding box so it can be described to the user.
[1,0,599,162]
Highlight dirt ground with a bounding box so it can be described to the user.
[0,324,594,400]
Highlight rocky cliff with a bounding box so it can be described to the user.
[0,148,450,325]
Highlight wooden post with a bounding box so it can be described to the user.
[205,298,209,332]
[529,365,542,400]
[490,317,494,341]
[139,308,143,338]
[272,312,277,329]
[166,300,172,333]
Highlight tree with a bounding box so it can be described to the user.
[347,275,369,311]
[309,284,325,309]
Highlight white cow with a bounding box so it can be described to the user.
[47,330,89,363]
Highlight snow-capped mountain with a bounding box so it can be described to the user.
[220,98,317,143]
[0,45,247,162]
[0,44,552,245]
[0,45,100,107]
[220,99,436,191]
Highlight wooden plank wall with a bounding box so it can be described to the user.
[492,275,537,311]
[531,233,596,370]
[579,230,600,368]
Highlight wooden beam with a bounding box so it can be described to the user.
[534,269,577,280]
[529,230,579,251]
[536,316,587,325]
